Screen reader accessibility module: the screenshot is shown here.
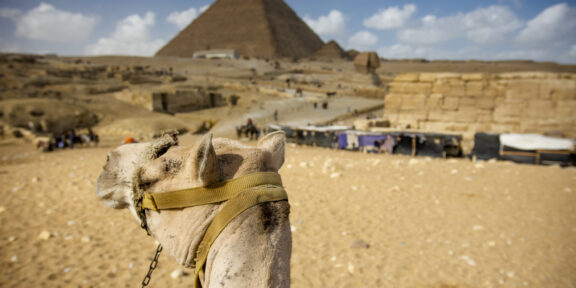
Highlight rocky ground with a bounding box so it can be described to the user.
[0,136,575,288]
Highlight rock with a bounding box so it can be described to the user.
[290,226,297,232]
[565,187,573,193]
[0,206,5,213]
[350,239,370,249]
[37,230,52,240]
[8,236,17,242]
[460,255,477,267]
[347,262,355,274]
[330,172,342,179]
[171,269,185,279]
[487,241,496,247]
[451,169,459,174]
[81,236,91,243]
[32,177,40,183]
[63,267,71,273]
[473,225,485,231]
[11,255,18,262]
[408,159,420,165]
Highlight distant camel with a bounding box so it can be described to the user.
[95,132,291,288]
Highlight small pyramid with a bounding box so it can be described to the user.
[311,40,349,61]
[156,0,324,59]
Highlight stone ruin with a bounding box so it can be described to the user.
[383,72,576,151]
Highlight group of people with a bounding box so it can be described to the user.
[38,129,99,152]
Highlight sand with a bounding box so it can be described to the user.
[1,136,575,288]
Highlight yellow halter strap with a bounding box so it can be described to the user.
[140,172,288,288]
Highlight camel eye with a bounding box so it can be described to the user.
[153,145,171,159]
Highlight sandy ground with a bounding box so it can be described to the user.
[1,136,575,288]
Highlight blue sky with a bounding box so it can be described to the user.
[1,0,575,63]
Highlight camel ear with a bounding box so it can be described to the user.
[258,131,285,171]
[195,133,220,185]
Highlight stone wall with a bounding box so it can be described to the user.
[383,72,576,152]
[114,86,226,114]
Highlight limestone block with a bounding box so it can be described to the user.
[522,107,555,119]
[427,94,443,109]
[394,73,420,82]
[384,94,403,109]
[491,124,520,134]
[466,81,486,97]
[436,73,462,80]
[445,123,471,132]
[497,72,552,80]
[475,123,493,132]
[442,97,459,110]
[494,104,522,117]
[555,101,576,117]
[476,110,493,122]
[503,98,528,109]
[527,99,555,110]
[419,73,437,82]
[476,97,495,110]
[428,110,464,122]
[388,82,432,94]
[401,94,428,110]
[505,79,541,100]
[433,83,466,97]
[458,97,477,108]
[453,107,477,123]
[462,73,485,81]
[551,85,576,101]
[421,121,448,132]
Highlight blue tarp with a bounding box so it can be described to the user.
[358,135,388,148]
[338,133,347,149]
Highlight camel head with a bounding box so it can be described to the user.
[95,132,291,288]
[95,134,178,216]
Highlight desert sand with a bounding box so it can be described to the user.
[1,52,576,287]
[1,134,575,288]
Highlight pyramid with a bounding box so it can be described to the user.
[311,40,349,61]
[156,0,324,59]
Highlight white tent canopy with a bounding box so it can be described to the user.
[500,134,574,151]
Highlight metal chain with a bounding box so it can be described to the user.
[135,196,150,235]
[142,244,163,287]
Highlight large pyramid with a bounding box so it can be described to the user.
[156,0,324,59]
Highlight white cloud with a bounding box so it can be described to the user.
[347,31,379,51]
[364,4,416,30]
[516,3,576,45]
[377,44,435,59]
[85,12,165,56]
[304,10,348,41]
[0,8,21,21]
[397,5,522,45]
[15,3,97,43]
[167,7,200,29]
